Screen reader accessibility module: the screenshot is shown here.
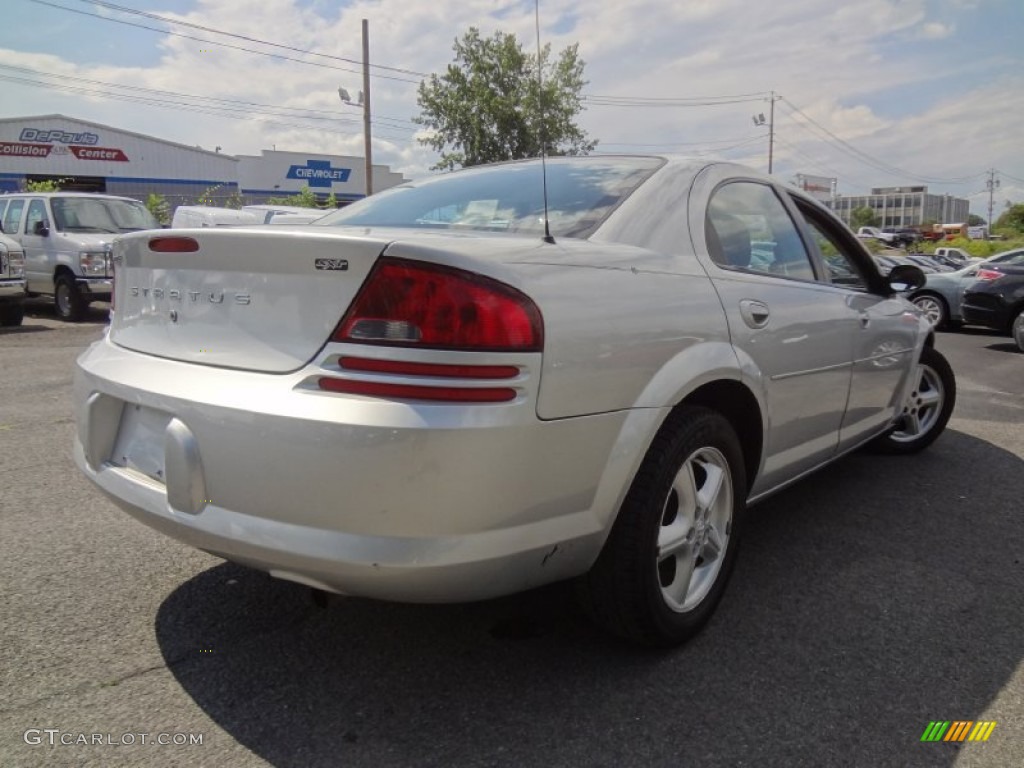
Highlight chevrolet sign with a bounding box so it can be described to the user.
[286,160,351,188]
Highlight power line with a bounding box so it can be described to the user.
[0,73,416,142]
[25,0,421,84]
[778,97,985,185]
[584,94,768,108]
[0,63,418,129]
[70,0,429,77]
[772,135,874,191]
[0,64,417,133]
[598,134,764,148]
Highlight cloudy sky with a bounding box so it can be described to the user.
[1,0,1022,217]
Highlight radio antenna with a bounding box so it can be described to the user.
[534,0,554,244]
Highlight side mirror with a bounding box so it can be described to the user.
[34,220,50,237]
[888,264,926,292]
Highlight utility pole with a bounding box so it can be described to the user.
[362,19,373,197]
[752,91,780,174]
[986,168,1000,231]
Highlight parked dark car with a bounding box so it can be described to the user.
[961,266,1024,351]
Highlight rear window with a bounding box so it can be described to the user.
[314,157,663,239]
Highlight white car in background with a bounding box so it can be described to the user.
[242,204,330,225]
[73,156,955,646]
[170,206,261,228]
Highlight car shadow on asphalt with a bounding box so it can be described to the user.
[0,324,49,335]
[985,342,1020,354]
[154,428,1022,768]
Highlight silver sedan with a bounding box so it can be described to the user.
[73,157,955,646]
[908,248,1024,329]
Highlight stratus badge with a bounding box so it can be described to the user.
[315,258,349,271]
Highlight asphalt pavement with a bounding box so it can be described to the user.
[1,303,1021,768]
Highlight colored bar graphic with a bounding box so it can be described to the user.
[921,721,950,742]
[922,720,997,742]
[944,721,972,741]
[971,722,997,742]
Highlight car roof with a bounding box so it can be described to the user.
[0,192,140,202]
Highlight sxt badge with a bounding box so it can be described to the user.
[315,258,349,271]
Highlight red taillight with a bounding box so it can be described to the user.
[339,356,519,379]
[334,257,543,351]
[149,237,199,253]
[976,268,1003,281]
[318,377,516,403]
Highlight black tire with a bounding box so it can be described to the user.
[868,346,956,455]
[54,274,87,322]
[911,293,948,330]
[0,302,24,327]
[578,406,746,647]
[1012,309,1024,353]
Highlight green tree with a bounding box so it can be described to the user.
[265,186,321,208]
[994,203,1024,235]
[146,193,171,225]
[197,184,243,208]
[23,178,63,192]
[967,213,986,226]
[415,27,596,171]
[850,206,878,229]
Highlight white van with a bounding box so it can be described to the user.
[263,211,327,225]
[241,204,324,224]
[0,229,27,326]
[0,192,159,321]
[170,206,261,228]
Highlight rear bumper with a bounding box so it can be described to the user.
[74,336,627,601]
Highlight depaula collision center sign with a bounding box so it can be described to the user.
[286,159,351,188]
[0,127,129,162]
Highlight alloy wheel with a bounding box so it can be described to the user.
[656,446,733,612]
[890,362,945,443]
[912,295,944,328]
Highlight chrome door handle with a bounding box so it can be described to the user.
[739,299,770,329]
[859,312,870,328]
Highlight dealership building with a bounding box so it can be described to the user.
[795,173,970,229]
[829,186,970,229]
[0,114,406,207]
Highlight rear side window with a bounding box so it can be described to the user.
[705,182,816,281]
[314,157,664,240]
[3,199,25,235]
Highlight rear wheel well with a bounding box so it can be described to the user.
[678,380,762,493]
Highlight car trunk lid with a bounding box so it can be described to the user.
[109,227,390,373]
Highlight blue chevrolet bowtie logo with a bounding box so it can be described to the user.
[286,159,351,188]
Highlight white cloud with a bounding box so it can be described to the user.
[0,0,1020,211]
[919,21,955,40]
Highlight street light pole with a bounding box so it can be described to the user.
[361,19,372,197]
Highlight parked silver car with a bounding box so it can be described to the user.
[73,157,955,646]
[907,248,1024,329]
